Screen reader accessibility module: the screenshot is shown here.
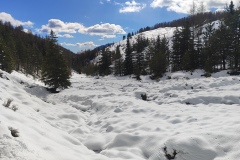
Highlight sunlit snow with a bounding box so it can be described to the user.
[0,69,240,160]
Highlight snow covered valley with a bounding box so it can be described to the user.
[1,70,240,160]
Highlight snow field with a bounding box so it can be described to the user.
[1,69,240,160]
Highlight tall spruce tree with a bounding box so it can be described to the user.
[124,36,133,75]
[114,45,124,76]
[41,30,71,92]
[171,27,182,71]
[99,49,112,76]
[133,35,147,77]
[149,36,169,79]
[0,37,13,73]
[225,1,240,70]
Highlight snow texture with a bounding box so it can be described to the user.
[0,68,240,160]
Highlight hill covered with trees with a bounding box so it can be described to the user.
[78,1,240,79]
[0,21,73,90]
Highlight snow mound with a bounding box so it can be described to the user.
[1,70,240,160]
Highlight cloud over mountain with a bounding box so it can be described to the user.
[36,19,85,34]
[0,12,33,27]
[37,19,126,38]
[119,0,146,13]
[84,23,126,35]
[61,41,98,48]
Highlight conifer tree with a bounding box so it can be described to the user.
[0,37,13,73]
[41,30,71,92]
[124,36,133,75]
[99,49,112,76]
[171,27,183,71]
[114,45,124,76]
[149,36,169,79]
[133,35,147,77]
[226,1,240,70]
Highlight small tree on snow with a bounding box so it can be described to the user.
[41,30,71,92]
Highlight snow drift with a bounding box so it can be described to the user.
[1,69,240,160]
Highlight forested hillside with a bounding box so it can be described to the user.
[0,22,73,90]
[79,1,240,79]
[0,21,74,76]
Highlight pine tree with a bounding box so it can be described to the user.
[41,30,71,92]
[133,35,146,77]
[171,27,182,71]
[124,36,133,75]
[114,45,124,76]
[229,1,235,15]
[114,58,124,76]
[0,37,13,73]
[99,49,112,76]
[222,1,240,70]
[149,36,169,79]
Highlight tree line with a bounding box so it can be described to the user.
[0,22,72,91]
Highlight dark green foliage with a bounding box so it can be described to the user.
[72,49,98,74]
[114,45,124,76]
[124,36,133,75]
[0,37,14,72]
[41,31,71,92]
[132,35,148,77]
[171,28,182,71]
[228,1,235,15]
[114,58,124,76]
[149,36,169,79]
[99,49,112,76]
[82,64,98,76]
[0,21,74,77]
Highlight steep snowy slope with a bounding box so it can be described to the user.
[107,27,176,56]
[103,20,221,57]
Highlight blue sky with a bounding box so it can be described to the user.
[0,0,236,53]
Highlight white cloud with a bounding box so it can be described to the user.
[120,0,146,13]
[102,35,116,38]
[84,23,126,36]
[61,42,76,47]
[36,19,85,34]
[150,0,239,14]
[99,34,116,41]
[100,0,111,4]
[0,12,34,27]
[76,41,99,47]
[61,41,98,48]
[37,19,126,38]
[57,34,74,38]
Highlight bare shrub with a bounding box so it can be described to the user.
[3,99,13,108]
[8,127,19,137]
[141,94,147,101]
[163,146,178,160]
[11,105,18,112]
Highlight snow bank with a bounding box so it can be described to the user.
[1,70,240,160]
